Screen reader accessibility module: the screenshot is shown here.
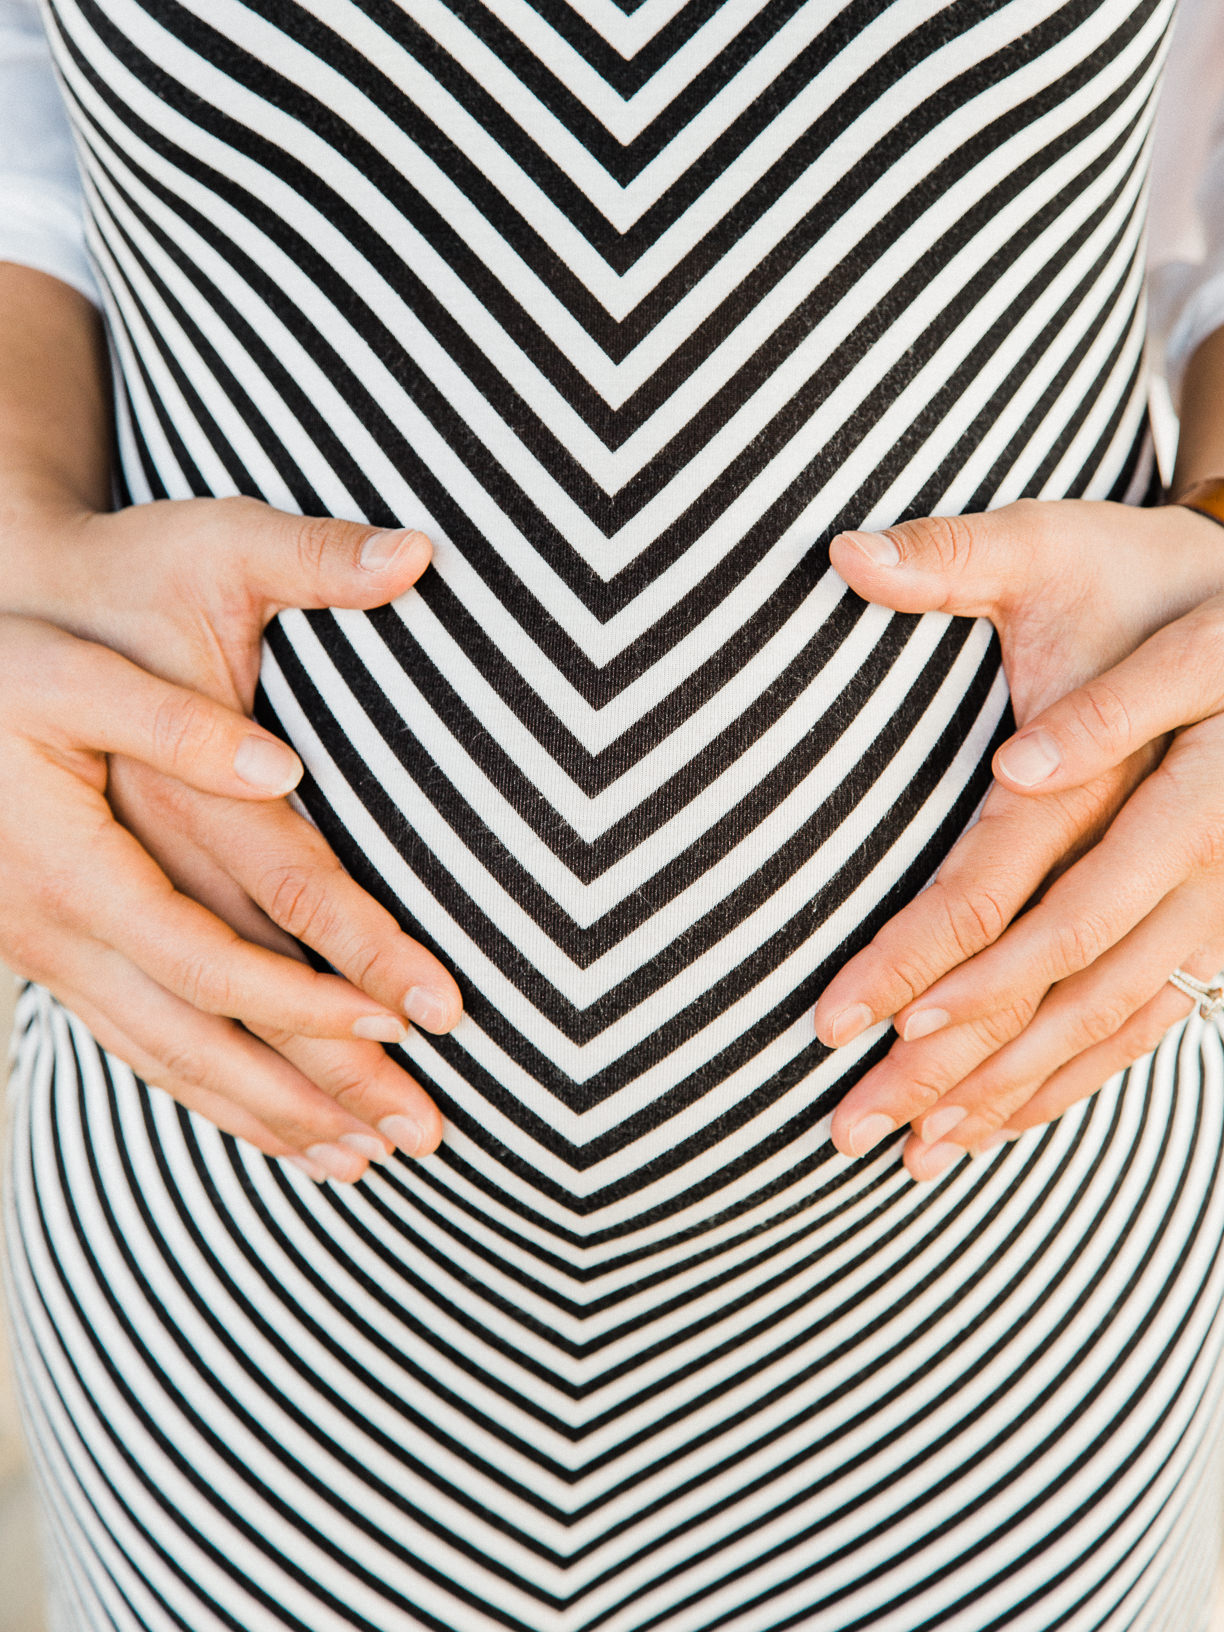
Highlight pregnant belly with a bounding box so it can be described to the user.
[258,561,1007,1203]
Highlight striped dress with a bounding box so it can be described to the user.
[9,0,1224,1627]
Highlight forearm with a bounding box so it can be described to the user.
[0,262,109,526]
[1172,323,1224,496]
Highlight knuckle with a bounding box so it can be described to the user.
[259,1033,387,1117]
[1071,680,1133,750]
[152,1038,214,1093]
[975,1000,1034,1048]
[34,864,87,924]
[1155,747,1224,835]
[901,512,975,573]
[965,1104,1008,1137]
[1048,775,1125,846]
[879,948,938,1009]
[330,1073,376,1112]
[315,1055,382,1116]
[1064,997,1135,1053]
[116,760,198,824]
[1006,497,1058,552]
[0,920,48,979]
[1187,812,1224,873]
[260,864,327,940]
[948,885,1009,954]
[1188,604,1224,675]
[1049,911,1112,976]
[208,494,264,535]
[170,951,234,1016]
[899,1077,948,1115]
[344,939,402,994]
[251,1024,296,1051]
[1007,497,1043,526]
[149,689,214,770]
[1120,1015,1172,1060]
[291,514,352,579]
[1154,741,1197,796]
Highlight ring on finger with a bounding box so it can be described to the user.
[1168,967,1224,1020]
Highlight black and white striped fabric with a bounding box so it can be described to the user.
[9,0,1224,1627]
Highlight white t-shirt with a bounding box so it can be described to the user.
[3,0,1224,398]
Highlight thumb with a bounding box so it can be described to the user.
[231,502,433,618]
[828,506,1028,619]
[991,606,1224,794]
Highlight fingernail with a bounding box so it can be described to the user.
[378,1114,435,1157]
[338,1132,390,1163]
[913,1141,964,1181]
[233,734,302,795]
[919,1104,967,1145]
[404,987,456,1032]
[834,529,901,567]
[351,1014,410,1044]
[846,1113,896,1158]
[902,1007,950,1042]
[284,1154,327,1182]
[996,730,1060,787]
[304,1142,367,1182]
[825,1002,873,1047]
[360,528,430,574]
[976,1131,1009,1152]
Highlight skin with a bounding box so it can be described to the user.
[5,265,1224,1187]
[814,328,1224,1180]
[0,265,459,1183]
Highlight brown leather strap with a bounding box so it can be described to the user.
[1171,476,1224,530]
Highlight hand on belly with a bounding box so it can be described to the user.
[0,495,460,1178]
[813,495,1224,1178]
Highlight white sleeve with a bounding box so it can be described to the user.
[0,0,96,303]
[1147,0,1224,401]
[3,1,1223,365]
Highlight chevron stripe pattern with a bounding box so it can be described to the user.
[11,0,1224,1627]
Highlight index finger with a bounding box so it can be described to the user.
[2,616,304,799]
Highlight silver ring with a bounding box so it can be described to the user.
[1169,968,1224,1020]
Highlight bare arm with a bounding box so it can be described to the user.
[815,322,1224,1177]
[0,264,110,523]
[1174,324,1224,494]
[0,264,460,1181]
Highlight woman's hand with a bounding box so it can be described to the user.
[1,496,462,1181]
[811,497,1224,1178]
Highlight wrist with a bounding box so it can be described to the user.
[1133,496,1224,630]
[1167,475,1224,530]
[0,488,100,623]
